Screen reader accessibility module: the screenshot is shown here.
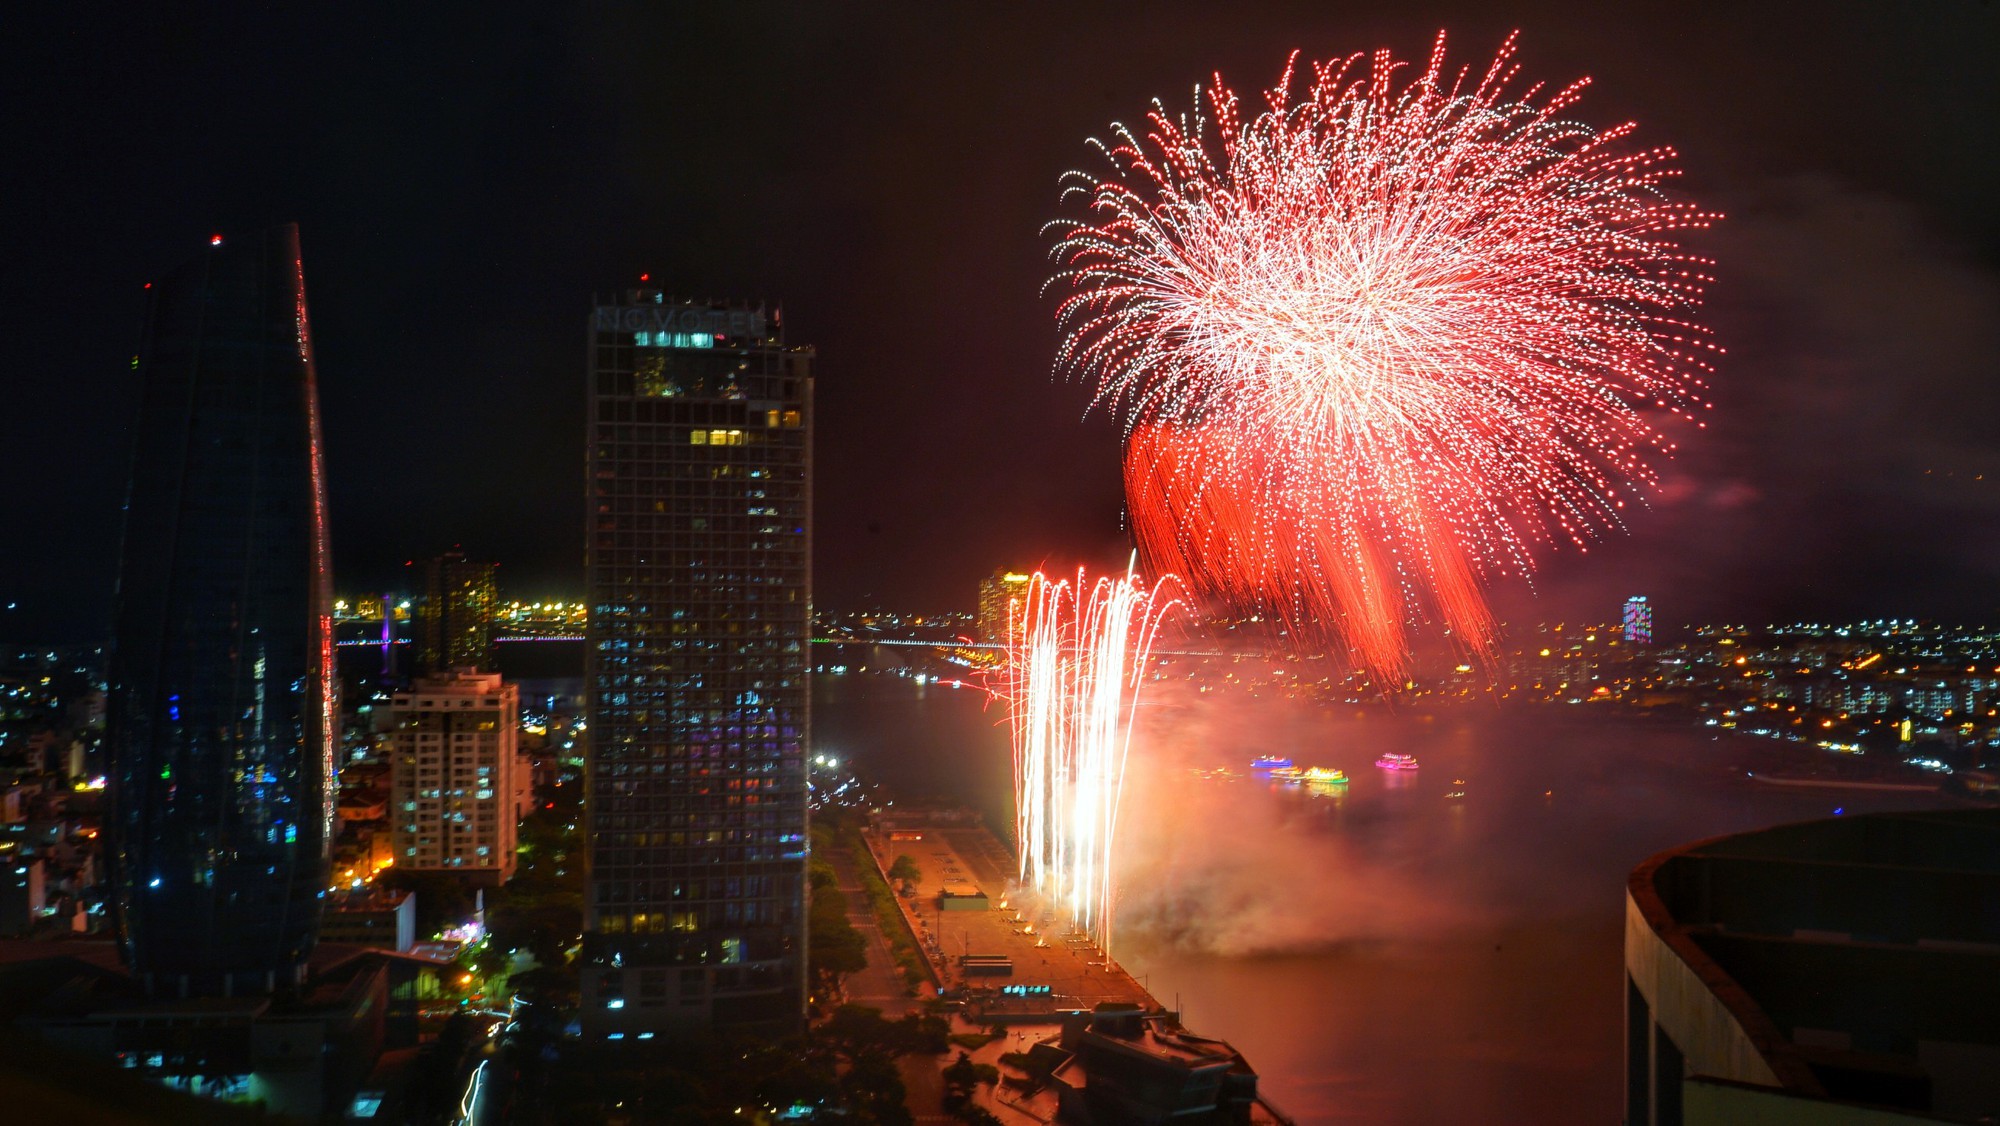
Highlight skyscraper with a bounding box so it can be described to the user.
[1623,596,1654,646]
[582,291,813,1038]
[416,550,498,673]
[105,225,335,996]
[977,569,1032,645]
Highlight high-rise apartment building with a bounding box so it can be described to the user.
[582,291,813,1038]
[105,225,335,996]
[978,569,1032,645]
[416,551,498,674]
[385,670,521,884]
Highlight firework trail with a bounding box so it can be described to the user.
[1049,32,1721,680]
[1005,568,1178,956]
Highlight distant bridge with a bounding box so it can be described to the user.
[334,635,990,648]
[333,635,1227,656]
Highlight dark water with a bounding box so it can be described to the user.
[813,673,1016,831]
[814,675,1966,1125]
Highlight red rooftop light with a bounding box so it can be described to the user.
[639,273,650,282]
[209,234,223,246]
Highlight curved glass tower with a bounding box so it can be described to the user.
[106,224,336,997]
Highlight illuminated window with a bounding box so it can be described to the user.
[634,331,713,349]
[689,430,707,445]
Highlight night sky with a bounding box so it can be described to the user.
[4,1,1997,644]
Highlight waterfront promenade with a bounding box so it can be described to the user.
[859,816,1157,1015]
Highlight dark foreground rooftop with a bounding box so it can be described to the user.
[1627,807,2000,1124]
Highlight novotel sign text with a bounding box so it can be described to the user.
[596,305,768,338]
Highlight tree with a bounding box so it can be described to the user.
[821,1005,947,1059]
[809,854,840,891]
[843,1049,913,1126]
[942,1051,980,1107]
[467,940,511,980]
[888,854,921,884]
[809,881,868,995]
[809,902,869,987]
[823,1004,900,1055]
[486,800,586,972]
[900,1012,950,1054]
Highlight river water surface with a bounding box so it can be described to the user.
[815,674,1961,1124]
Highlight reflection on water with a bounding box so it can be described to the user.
[814,674,1015,830]
[816,676,1966,1125]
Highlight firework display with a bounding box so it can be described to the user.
[1049,33,1720,679]
[1005,568,1177,954]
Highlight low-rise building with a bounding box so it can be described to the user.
[0,942,425,1120]
[320,887,416,953]
[1010,1004,1291,1125]
[0,852,47,935]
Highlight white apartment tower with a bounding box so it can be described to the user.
[387,670,521,885]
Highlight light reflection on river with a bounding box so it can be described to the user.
[815,674,1964,1125]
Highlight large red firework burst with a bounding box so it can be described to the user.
[1049,32,1721,680]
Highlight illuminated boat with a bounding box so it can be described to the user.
[1375,753,1420,771]
[1250,756,1294,771]
[1302,766,1348,784]
[1267,765,1304,780]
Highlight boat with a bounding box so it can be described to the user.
[1267,765,1304,780]
[1302,766,1348,784]
[1745,770,1936,793]
[1250,756,1294,771]
[1375,753,1420,771]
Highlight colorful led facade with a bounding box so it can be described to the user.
[1623,596,1654,646]
[582,291,812,1038]
[105,225,335,996]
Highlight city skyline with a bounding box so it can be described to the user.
[5,9,1998,1123]
[4,4,2000,645]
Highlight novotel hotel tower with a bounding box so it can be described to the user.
[106,224,336,997]
[582,290,813,1038]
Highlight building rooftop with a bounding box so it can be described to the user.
[1004,1004,1291,1125]
[0,938,399,1020]
[1628,808,2000,1123]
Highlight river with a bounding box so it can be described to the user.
[814,672,1965,1124]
